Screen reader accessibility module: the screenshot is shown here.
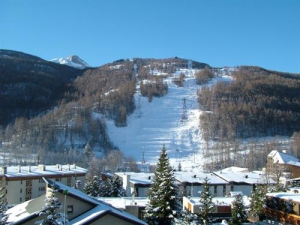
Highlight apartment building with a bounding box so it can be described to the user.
[0,164,87,205]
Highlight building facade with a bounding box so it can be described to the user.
[0,164,87,205]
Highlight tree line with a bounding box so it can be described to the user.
[198,67,300,141]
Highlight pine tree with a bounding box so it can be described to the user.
[198,176,215,224]
[229,194,247,225]
[250,185,267,221]
[145,145,180,225]
[36,185,67,225]
[83,176,101,197]
[0,185,8,225]
[110,177,124,197]
[175,209,198,225]
[98,179,112,197]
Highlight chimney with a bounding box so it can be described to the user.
[68,164,70,171]
[28,165,31,172]
[56,164,62,171]
[38,164,45,171]
[73,164,76,169]
[18,165,21,173]
[2,167,7,174]
[123,174,131,197]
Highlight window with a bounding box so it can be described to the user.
[55,178,61,182]
[39,187,45,191]
[67,205,73,213]
[20,197,22,202]
[222,185,226,196]
[20,189,22,193]
[67,177,71,186]
[20,180,22,184]
[39,178,45,183]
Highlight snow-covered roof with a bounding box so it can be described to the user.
[116,171,230,186]
[185,196,251,207]
[115,172,154,185]
[0,164,87,178]
[45,178,146,224]
[6,195,46,223]
[97,197,149,210]
[7,178,146,225]
[213,169,275,185]
[268,150,299,164]
[174,171,228,184]
[70,203,147,225]
[286,160,300,167]
[220,166,249,173]
[266,192,300,203]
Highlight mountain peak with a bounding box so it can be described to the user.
[50,55,89,69]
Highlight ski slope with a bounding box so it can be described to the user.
[106,69,233,171]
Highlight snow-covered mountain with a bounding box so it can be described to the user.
[50,55,89,69]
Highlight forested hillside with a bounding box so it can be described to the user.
[198,66,300,141]
[0,50,84,125]
[1,54,208,167]
[1,50,300,170]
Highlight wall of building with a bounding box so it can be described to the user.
[50,188,95,221]
[231,185,252,196]
[287,165,300,178]
[90,214,138,225]
[6,180,26,204]
[136,187,149,197]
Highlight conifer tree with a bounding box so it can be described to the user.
[229,194,247,225]
[198,177,215,224]
[0,185,8,225]
[99,179,112,197]
[145,145,180,225]
[110,177,124,197]
[83,176,101,197]
[36,185,67,225]
[250,185,267,221]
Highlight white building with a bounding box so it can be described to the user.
[0,164,87,205]
[213,167,275,196]
[174,171,229,197]
[115,172,153,197]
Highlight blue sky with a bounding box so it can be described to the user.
[1,1,299,73]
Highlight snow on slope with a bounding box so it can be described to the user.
[50,55,89,69]
[106,69,233,172]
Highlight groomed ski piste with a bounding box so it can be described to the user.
[106,68,233,172]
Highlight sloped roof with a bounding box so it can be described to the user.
[268,150,299,164]
[185,196,251,207]
[213,169,275,185]
[115,172,154,185]
[97,197,149,210]
[174,171,228,185]
[7,178,147,225]
[6,195,46,224]
[266,192,300,204]
[43,178,147,225]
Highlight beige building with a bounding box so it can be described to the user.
[0,164,87,205]
[6,178,147,225]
